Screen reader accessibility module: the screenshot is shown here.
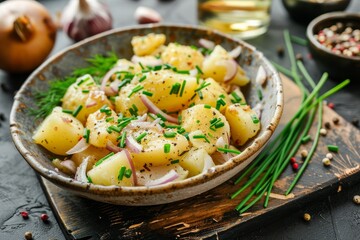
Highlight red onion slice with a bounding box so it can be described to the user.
[101,67,125,95]
[75,157,90,183]
[85,100,97,108]
[256,65,267,85]
[139,95,179,124]
[199,38,215,50]
[252,103,263,119]
[124,149,138,186]
[66,138,90,155]
[202,155,215,173]
[131,55,163,67]
[60,160,77,174]
[144,169,179,186]
[222,59,238,82]
[228,46,242,59]
[125,135,143,153]
[106,140,122,153]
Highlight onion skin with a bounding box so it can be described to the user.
[0,0,57,73]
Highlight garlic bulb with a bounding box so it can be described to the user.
[61,0,112,42]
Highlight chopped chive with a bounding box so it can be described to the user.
[198,90,204,99]
[136,132,147,142]
[195,65,203,74]
[72,105,83,117]
[170,83,181,95]
[107,125,121,133]
[77,76,90,86]
[95,152,115,166]
[83,128,90,143]
[177,127,185,134]
[118,166,126,181]
[175,69,190,74]
[165,125,180,129]
[193,134,210,143]
[216,98,226,110]
[257,89,263,101]
[82,89,90,93]
[178,115,182,124]
[118,79,131,90]
[124,169,132,178]
[210,118,218,124]
[171,159,180,164]
[290,35,308,46]
[217,148,241,154]
[164,64,172,70]
[128,85,144,97]
[189,102,195,108]
[301,135,311,143]
[153,65,162,71]
[195,82,211,92]
[87,176,92,183]
[62,109,73,114]
[142,90,153,96]
[204,104,211,109]
[156,113,166,121]
[180,80,187,97]
[196,75,200,84]
[139,75,147,82]
[164,143,171,153]
[327,145,339,152]
[139,62,145,69]
[251,115,260,124]
[219,94,225,99]
[215,122,225,128]
[231,91,242,103]
[119,132,126,148]
[164,132,176,138]
[106,117,114,122]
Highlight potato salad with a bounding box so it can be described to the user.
[32,33,261,187]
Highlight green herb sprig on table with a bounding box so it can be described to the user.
[231,30,350,214]
[29,52,118,119]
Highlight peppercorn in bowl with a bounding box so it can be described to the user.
[10,24,283,205]
[307,12,360,80]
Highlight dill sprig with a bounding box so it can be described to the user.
[29,52,118,119]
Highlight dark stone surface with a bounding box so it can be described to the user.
[0,0,359,239]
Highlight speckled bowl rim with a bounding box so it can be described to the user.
[307,11,360,61]
[10,24,283,198]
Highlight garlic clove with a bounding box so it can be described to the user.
[134,6,162,24]
[61,0,112,42]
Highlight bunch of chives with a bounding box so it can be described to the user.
[231,30,350,214]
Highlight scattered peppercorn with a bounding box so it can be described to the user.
[40,213,49,222]
[300,149,308,158]
[324,122,331,129]
[353,195,360,205]
[322,157,331,166]
[292,162,299,171]
[303,213,311,222]
[290,157,296,164]
[326,153,333,160]
[319,128,327,136]
[20,211,29,219]
[332,117,340,125]
[328,102,335,109]
[295,53,303,62]
[277,46,284,57]
[24,231,33,240]
[351,118,359,128]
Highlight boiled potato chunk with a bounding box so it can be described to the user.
[161,43,204,70]
[202,45,249,86]
[130,129,189,168]
[86,108,119,148]
[136,164,188,186]
[191,78,231,112]
[181,104,230,154]
[131,33,166,56]
[32,107,84,155]
[141,70,199,112]
[114,83,148,117]
[87,151,135,186]
[71,145,110,171]
[225,104,261,146]
[62,74,112,124]
[180,148,214,177]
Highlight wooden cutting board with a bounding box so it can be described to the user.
[39,76,360,240]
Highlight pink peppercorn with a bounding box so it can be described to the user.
[328,102,335,109]
[20,211,29,219]
[290,157,296,164]
[292,163,299,171]
[40,213,49,222]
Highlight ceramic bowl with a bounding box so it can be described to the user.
[10,24,283,206]
[307,12,360,81]
[282,0,351,24]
